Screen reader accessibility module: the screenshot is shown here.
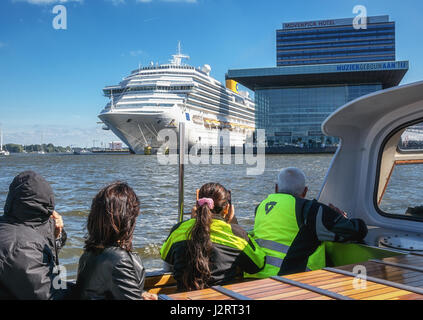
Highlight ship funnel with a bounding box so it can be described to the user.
[226,79,239,94]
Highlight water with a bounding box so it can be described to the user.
[0,153,332,277]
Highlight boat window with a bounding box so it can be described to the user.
[376,120,423,221]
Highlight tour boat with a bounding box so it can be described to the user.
[143,80,423,300]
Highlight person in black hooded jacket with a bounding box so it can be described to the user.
[0,171,68,300]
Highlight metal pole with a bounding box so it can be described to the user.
[178,122,186,223]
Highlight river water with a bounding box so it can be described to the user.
[0,153,333,277]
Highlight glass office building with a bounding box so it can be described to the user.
[226,16,408,147]
[277,16,395,66]
[255,83,382,145]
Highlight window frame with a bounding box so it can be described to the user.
[374,117,423,222]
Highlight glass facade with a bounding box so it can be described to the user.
[226,16,407,148]
[277,19,395,66]
[255,84,382,146]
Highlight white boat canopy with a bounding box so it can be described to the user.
[319,80,423,233]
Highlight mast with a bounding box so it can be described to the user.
[170,41,190,66]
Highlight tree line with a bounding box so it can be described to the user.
[4,144,72,153]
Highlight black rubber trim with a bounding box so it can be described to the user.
[211,285,252,300]
[271,275,355,300]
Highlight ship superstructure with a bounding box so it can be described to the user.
[98,44,255,154]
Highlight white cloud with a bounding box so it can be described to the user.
[161,0,197,2]
[136,0,197,3]
[106,0,126,5]
[129,49,146,57]
[12,0,83,4]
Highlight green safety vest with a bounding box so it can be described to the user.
[160,218,265,271]
[245,193,325,278]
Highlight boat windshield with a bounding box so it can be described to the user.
[377,120,423,220]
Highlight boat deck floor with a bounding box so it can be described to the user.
[160,254,423,300]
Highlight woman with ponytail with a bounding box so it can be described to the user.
[160,183,265,291]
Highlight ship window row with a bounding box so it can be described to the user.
[277,49,395,59]
[277,39,394,50]
[188,103,254,125]
[107,85,194,95]
[277,34,394,46]
[136,65,196,71]
[133,71,200,78]
[277,55,395,65]
[187,99,255,122]
[189,93,255,119]
[193,83,254,111]
[192,88,239,107]
[113,103,176,109]
[190,87,254,112]
[194,81,254,109]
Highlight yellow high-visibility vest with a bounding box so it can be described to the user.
[246,193,325,278]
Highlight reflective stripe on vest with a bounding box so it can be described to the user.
[265,255,284,268]
[255,239,290,255]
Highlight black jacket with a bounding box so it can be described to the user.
[280,197,368,275]
[74,247,146,300]
[0,171,67,300]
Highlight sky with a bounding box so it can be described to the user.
[1,0,423,147]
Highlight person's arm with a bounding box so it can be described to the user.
[110,253,146,300]
[303,201,368,243]
[232,225,266,274]
[51,211,67,252]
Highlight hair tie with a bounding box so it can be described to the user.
[197,198,214,210]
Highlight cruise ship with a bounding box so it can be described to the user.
[98,44,255,154]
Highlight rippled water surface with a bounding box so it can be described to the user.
[0,153,332,277]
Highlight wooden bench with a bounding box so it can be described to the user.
[157,254,423,300]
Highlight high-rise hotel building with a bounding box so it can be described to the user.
[227,15,408,146]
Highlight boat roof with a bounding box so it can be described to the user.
[319,80,423,233]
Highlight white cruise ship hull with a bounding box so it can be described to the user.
[99,105,253,154]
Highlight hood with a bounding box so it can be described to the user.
[4,171,55,223]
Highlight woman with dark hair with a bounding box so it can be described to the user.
[160,183,265,291]
[75,182,156,300]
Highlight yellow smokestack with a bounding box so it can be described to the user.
[226,79,239,94]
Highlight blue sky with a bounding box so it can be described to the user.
[1,0,423,147]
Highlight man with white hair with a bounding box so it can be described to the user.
[246,167,368,278]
